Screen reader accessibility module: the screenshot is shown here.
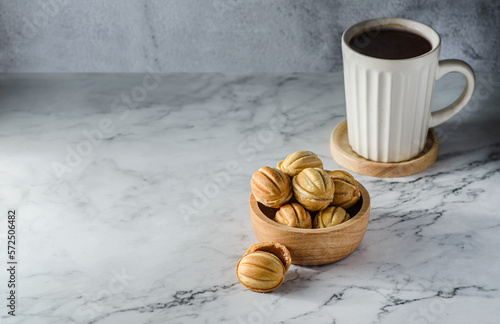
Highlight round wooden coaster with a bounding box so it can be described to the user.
[330,120,439,178]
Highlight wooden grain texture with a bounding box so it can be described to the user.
[330,120,439,178]
[249,182,370,266]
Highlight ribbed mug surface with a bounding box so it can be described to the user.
[342,18,441,163]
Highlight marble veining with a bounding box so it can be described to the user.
[0,72,499,323]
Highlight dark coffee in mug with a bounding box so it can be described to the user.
[348,28,432,59]
[342,18,475,163]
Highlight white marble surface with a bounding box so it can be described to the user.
[0,72,499,323]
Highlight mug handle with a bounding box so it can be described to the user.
[429,59,476,127]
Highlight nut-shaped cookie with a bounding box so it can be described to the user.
[277,151,323,177]
[244,241,291,271]
[274,203,312,229]
[292,168,334,211]
[327,170,361,209]
[313,206,350,228]
[251,167,292,208]
[236,251,285,293]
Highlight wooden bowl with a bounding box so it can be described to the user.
[249,182,370,265]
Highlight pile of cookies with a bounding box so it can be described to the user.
[251,151,360,229]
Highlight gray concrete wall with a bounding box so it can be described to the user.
[0,0,498,73]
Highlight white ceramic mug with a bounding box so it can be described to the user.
[342,18,475,162]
